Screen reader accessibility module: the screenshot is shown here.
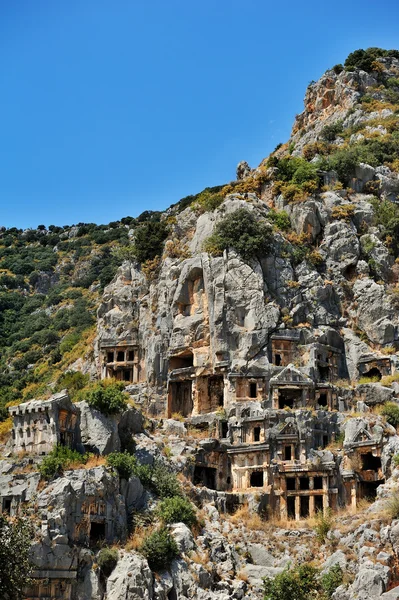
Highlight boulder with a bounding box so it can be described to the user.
[76,401,120,455]
[106,552,153,600]
[170,522,195,553]
[349,562,389,599]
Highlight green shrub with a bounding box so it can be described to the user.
[107,454,181,498]
[97,547,118,577]
[0,514,34,600]
[107,451,137,480]
[275,157,319,185]
[59,332,81,355]
[320,120,343,142]
[332,64,343,75]
[56,371,89,399]
[149,461,182,499]
[133,219,168,264]
[39,445,87,480]
[314,509,333,543]
[195,189,225,213]
[157,496,197,527]
[203,208,272,260]
[263,563,319,600]
[326,148,358,184]
[85,381,129,415]
[139,527,179,571]
[344,47,399,72]
[381,402,399,427]
[370,197,399,256]
[267,210,291,231]
[321,564,344,599]
[387,491,399,519]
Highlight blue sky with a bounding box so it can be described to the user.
[1,0,399,229]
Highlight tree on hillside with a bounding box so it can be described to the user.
[0,514,33,599]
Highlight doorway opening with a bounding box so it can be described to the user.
[300,496,309,518]
[361,453,382,471]
[284,446,292,461]
[314,495,323,513]
[278,388,302,409]
[250,471,264,487]
[287,496,296,519]
[90,522,106,544]
[194,466,217,490]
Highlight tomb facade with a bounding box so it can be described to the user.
[8,391,80,455]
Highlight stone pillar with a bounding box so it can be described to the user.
[191,379,198,415]
[167,385,173,418]
[309,495,315,517]
[272,388,278,409]
[351,482,357,511]
[295,495,301,521]
[280,494,287,520]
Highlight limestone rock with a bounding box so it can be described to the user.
[106,552,153,600]
[77,401,120,455]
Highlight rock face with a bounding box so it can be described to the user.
[106,553,153,600]
[5,50,399,600]
[77,401,121,455]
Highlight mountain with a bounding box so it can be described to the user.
[2,46,399,600]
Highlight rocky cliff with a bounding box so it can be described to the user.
[3,47,399,600]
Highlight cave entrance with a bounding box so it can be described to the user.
[361,453,382,471]
[90,522,106,544]
[169,351,194,370]
[344,264,357,280]
[169,380,193,417]
[318,393,328,407]
[362,367,382,381]
[359,480,384,501]
[250,471,264,488]
[194,466,217,490]
[287,496,296,519]
[278,388,302,409]
[300,496,309,519]
[2,498,11,515]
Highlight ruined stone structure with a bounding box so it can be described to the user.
[100,338,144,384]
[8,391,79,455]
[96,245,397,522]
